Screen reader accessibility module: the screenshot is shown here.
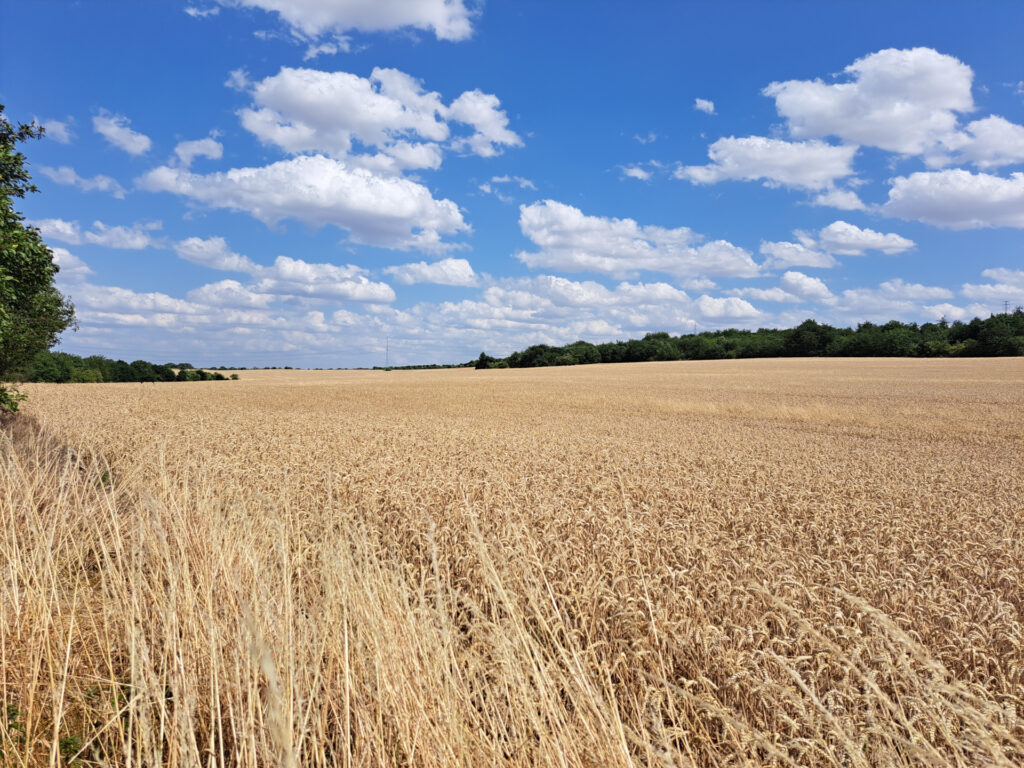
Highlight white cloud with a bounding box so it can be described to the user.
[694,98,715,115]
[482,275,760,326]
[185,6,219,18]
[811,188,866,211]
[677,136,857,190]
[759,240,838,269]
[961,269,1024,303]
[780,270,832,300]
[51,248,93,282]
[216,0,476,42]
[225,68,251,91]
[138,154,468,251]
[303,38,350,60]
[93,111,152,155]
[240,66,446,160]
[957,116,1024,169]
[71,283,204,315]
[681,277,717,291]
[30,218,82,244]
[621,165,652,181]
[825,278,954,321]
[446,89,522,157]
[818,220,915,255]
[882,169,1024,229]
[31,218,161,249]
[83,221,162,249]
[491,174,535,190]
[694,295,761,318]
[634,132,658,144]
[174,237,259,272]
[253,270,395,302]
[39,166,126,198]
[515,200,760,279]
[728,286,798,303]
[173,237,394,303]
[384,258,478,287]
[174,137,223,167]
[764,47,974,160]
[187,279,273,308]
[980,267,1024,286]
[237,66,519,167]
[920,303,979,322]
[41,119,73,144]
[730,271,831,303]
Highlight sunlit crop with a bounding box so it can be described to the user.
[2,358,1022,766]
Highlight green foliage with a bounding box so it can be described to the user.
[21,349,229,384]
[488,309,1024,370]
[0,106,76,411]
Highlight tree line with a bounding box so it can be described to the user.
[21,350,237,383]
[475,311,1024,369]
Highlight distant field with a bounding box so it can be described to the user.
[3,358,1023,767]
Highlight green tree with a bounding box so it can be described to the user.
[0,107,75,411]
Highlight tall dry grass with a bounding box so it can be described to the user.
[2,358,1022,766]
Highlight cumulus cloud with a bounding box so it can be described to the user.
[31,218,160,249]
[41,119,74,144]
[730,271,832,303]
[215,0,476,42]
[764,46,1024,171]
[818,220,915,255]
[481,275,760,326]
[51,248,93,282]
[811,188,866,211]
[83,221,162,249]
[447,89,522,157]
[780,270,832,300]
[174,137,223,167]
[173,237,394,303]
[515,200,760,279]
[677,136,857,190]
[384,257,478,286]
[38,165,126,198]
[961,267,1024,304]
[825,278,954,321]
[188,279,274,308]
[958,116,1024,168]
[237,66,519,167]
[694,98,715,115]
[30,218,82,244]
[882,169,1024,229]
[621,165,652,181]
[764,47,974,161]
[138,155,468,251]
[174,237,259,272]
[759,240,838,269]
[93,111,152,155]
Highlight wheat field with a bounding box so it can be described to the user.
[2,358,1022,767]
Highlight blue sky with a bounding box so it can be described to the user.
[2,0,1023,367]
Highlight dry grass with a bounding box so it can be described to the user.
[2,358,1022,767]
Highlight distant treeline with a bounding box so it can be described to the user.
[373,362,475,371]
[21,351,237,383]
[476,311,1024,369]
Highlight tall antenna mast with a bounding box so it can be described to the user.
[385,336,389,367]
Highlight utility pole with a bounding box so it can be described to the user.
[385,336,389,367]
[1004,300,1010,314]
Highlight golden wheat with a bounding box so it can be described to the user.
[2,358,1022,767]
